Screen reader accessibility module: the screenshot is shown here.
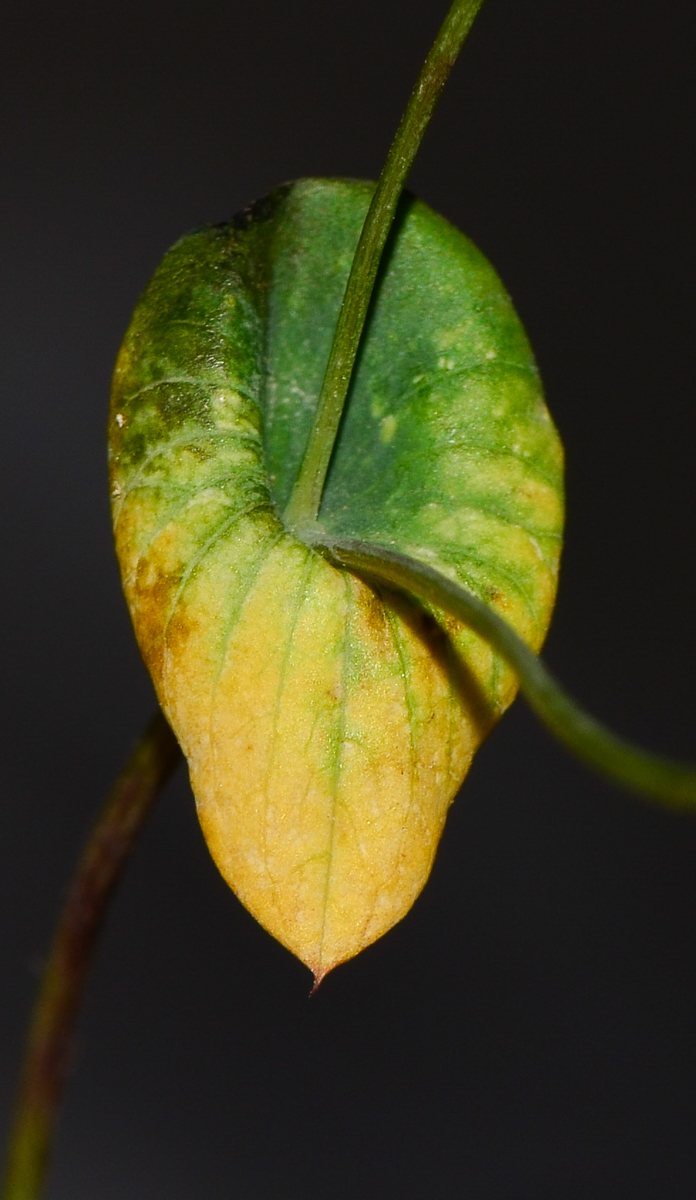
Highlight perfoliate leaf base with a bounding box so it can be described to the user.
[109,179,564,976]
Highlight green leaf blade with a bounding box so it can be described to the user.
[109,179,564,977]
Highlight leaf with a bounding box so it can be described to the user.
[109,178,564,980]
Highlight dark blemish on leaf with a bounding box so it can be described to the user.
[227,185,292,232]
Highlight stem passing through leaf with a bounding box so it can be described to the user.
[284,0,485,530]
[307,530,696,808]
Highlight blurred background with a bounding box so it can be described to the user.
[2,0,696,1195]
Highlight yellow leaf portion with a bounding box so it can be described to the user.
[116,489,484,976]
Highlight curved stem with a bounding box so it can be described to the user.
[284,0,485,530]
[2,712,182,1200]
[307,530,696,807]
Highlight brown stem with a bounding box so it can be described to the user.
[2,711,182,1200]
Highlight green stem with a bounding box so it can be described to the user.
[308,530,696,807]
[284,0,485,530]
[2,712,182,1200]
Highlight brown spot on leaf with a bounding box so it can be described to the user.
[131,559,184,686]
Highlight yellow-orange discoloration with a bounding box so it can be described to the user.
[115,482,500,976]
[112,439,558,980]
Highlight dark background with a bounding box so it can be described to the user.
[2,0,696,1196]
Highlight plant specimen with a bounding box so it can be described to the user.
[3,1,695,1197]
